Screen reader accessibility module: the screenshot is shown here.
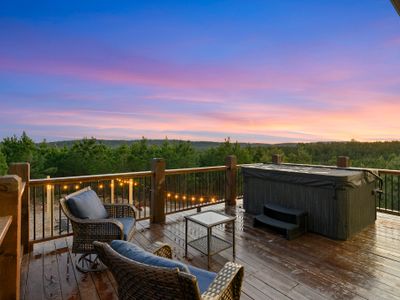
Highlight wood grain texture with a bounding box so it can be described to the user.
[0,215,12,246]
[0,175,22,300]
[20,201,400,299]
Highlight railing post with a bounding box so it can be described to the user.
[128,179,133,205]
[337,156,350,168]
[0,175,23,300]
[111,179,115,203]
[225,155,237,206]
[8,162,31,254]
[151,158,166,223]
[272,154,283,164]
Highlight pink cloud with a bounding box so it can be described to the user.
[2,95,400,143]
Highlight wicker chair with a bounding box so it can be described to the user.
[93,241,244,300]
[60,187,136,271]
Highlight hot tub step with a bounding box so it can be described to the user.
[254,215,304,240]
[264,203,307,226]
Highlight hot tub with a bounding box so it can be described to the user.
[242,164,379,240]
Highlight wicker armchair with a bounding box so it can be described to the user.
[93,241,244,300]
[60,187,136,271]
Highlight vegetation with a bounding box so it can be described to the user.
[2,133,400,179]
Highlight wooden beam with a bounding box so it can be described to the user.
[0,216,12,246]
[272,154,283,164]
[0,175,23,300]
[8,163,31,253]
[337,156,350,168]
[225,155,237,206]
[151,158,166,223]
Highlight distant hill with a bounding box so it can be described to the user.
[45,139,293,150]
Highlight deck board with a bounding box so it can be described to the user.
[22,203,400,299]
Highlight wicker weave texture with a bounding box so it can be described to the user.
[93,241,244,300]
[60,187,136,254]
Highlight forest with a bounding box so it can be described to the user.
[1,132,400,179]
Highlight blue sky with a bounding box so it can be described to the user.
[0,1,399,142]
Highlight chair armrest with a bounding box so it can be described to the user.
[147,241,173,259]
[202,262,244,300]
[72,218,125,240]
[104,204,136,219]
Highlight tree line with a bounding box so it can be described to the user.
[1,133,400,179]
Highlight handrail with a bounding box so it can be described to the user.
[29,166,229,185]
[29,171,152,186]
[165,165,226,175]
[377,169,400,176]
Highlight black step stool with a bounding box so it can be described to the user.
[254,203,308,240]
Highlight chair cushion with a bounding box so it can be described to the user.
[110,240,189,273]
[115,217,136,240]
[67,189,108,219]
[188,265,217,294]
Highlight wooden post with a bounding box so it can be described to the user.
[8,163,30,254]
[128,179,133,205]
[111,179,115,203]
[225,155,237,206]
[151,158,166,223]
[337,156,350,168]
[0,175,23,300]
[272,154,283,164]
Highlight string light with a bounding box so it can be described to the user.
[63,185,68,190]
[164,191,220,205]
[75,185,80,190]
[99,184,104,189]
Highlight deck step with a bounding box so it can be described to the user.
[254,215,304,240]
[264,203,307,225]
[254,203,308,240]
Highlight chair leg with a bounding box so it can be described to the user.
[76,253,107,273]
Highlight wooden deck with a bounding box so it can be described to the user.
[21,202,400,299]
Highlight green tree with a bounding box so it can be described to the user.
[2,132,36,164]
[199,138,252,166]
[0,150,7,175]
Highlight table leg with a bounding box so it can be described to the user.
[207,227,211,269]
[185,218,188,258]
[232,220,236,260]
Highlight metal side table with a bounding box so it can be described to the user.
[185,210,236,269]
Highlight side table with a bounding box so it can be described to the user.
[185,210,236,269]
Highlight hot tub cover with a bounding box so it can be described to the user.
[242,164,378,190]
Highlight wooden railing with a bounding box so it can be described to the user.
[5,156,400,250]
[27,156,239,243]
[164,166,227,214]
[0,172,26,300]
[29,171,152,242]
[377,169,400,215]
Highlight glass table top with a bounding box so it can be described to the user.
[185,210,236,227]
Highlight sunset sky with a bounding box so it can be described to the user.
[1,1,399,143]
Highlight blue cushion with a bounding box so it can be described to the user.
[116,217,136,240]
[110,240,189,273]
[188,265,217,294]
[67,189,108,219]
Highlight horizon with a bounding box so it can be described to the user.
[1,1,399,143]
[19,134,400,146]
